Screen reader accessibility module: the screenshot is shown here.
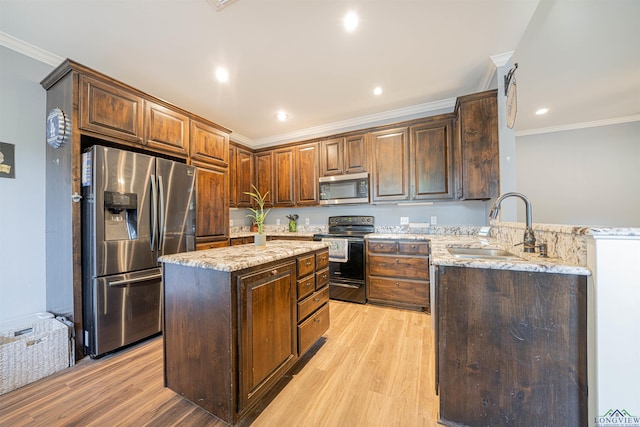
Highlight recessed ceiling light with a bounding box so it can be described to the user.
[373,86,383,96]
[215,67,229,83]
[344,11,359,32]
[276,111,289,121]
[536,108,549,115]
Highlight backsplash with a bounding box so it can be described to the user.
[490,220,588,266]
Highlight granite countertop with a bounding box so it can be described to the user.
[160,240,328,272]
[230,231,316,239]
[366,233,591,276]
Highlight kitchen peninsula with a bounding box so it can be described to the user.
[160,240,329,425]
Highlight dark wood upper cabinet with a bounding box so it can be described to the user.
[295,142,319,206]
[320,137,344,176]
[370,127,410,202]
[229,146,237,207]
[79,74,143,143]
[190,120,229,167]
[236,146,254,208]
[144,100,189,158]
[273,148,296,207]
[454,89,499,200]
[254,151,274,207]
[195,164,229,239]
[410,120,454,200]
[320,133,367,177]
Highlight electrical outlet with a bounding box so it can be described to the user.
[276,218,280,225]
[305,218,310,225]
[400,217,409,225]
[229,219,234,227]
[430,216,437,225]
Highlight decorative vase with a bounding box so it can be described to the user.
[288,220,297,233]
[254,233,267,247]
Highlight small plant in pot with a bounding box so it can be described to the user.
[244,185,270,247]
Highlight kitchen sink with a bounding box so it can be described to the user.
[447,246,522,260]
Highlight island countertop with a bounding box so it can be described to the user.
[160,240,328,272]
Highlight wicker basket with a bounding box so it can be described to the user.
[0,317,70,395]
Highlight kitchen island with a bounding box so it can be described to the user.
[160,240,329,425]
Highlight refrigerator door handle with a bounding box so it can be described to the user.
[150,174,158,251]
[108,272,162,287]
[158,175,165,251]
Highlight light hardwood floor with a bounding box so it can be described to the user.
[0,301,439,426]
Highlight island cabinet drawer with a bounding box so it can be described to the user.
[398,241,429,255]
[298,286,330,322]
[368,255,429,280]
[368,241,398,254]
[298,303,330,355]
[297,254,316,278]
[368,277,429,306]
[297,275,316,300]
[316,268,329,289]
[316,250,329,270]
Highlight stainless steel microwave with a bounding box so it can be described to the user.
[319,172,369,205]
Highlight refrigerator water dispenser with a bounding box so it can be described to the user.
[104,191,138,241]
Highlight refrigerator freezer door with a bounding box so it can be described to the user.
[85,268,162,357]
[156,158,196,256]
[85,146,157,277]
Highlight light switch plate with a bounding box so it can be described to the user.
[305,218,310,225]
[400,217,409,225]
[276,219,281,225]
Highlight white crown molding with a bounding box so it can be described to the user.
[515,114,640,137]
[490,51,514,68]
[0,31,63,66]
[248,97,457,148]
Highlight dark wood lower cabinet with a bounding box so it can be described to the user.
[436,266,587,427]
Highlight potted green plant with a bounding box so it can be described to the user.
[244,185,270,247]
[286,214,299,232]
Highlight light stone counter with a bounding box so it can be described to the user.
[366,233,591,276]
[160,240,328,272]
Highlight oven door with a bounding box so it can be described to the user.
[325,236,367,304]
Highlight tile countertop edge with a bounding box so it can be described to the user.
[160,241,329,272]
[366,233,591,276]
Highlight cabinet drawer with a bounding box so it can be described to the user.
[196,240,229,250]
[368,241,398,253]
[368,255,429,280]
[298,303,330,355]
[398,241,429,255]
[297,254,315,278]
[368,277,429,306]
[316,268,329,289]
[297,275,316,301]
[316,250,329,270]
[298,286,330,322]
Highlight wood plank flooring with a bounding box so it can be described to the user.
[0,301,439,426]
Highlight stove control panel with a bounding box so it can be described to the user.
[328,216,374,226]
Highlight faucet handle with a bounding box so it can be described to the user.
[537,243,548,258]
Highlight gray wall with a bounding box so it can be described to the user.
[0,47,53,323]
[515,121,640,227]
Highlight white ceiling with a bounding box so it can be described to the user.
[1,0,638,148]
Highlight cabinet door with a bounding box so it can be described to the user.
[190,120,229,167]
[236,147,255,208]
[344,133,367,174]
[229,146,237,207]
[144,100,189,158]
[273,148,295,206]
[455,90,499,200]
[195,164,229,239]
[79,74,143,143]
[238,261,297,411]
[370,127,410,202]
[296,143,319,206]
[411,121,454,200]
[254,151,273,207]
[320,137,344,176]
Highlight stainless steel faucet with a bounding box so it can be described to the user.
[489,192,536,253]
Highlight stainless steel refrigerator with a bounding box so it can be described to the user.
[81,145,196,357]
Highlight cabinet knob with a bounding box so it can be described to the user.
[411,245,416,249]
[306,282,313,287]
[322,274,327,280]
[306,261,311,266]
[313,297,320,302]
[395,282,400,286]
[395,258,399,263]
[314,317,321,323]
[271,269,278,275]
